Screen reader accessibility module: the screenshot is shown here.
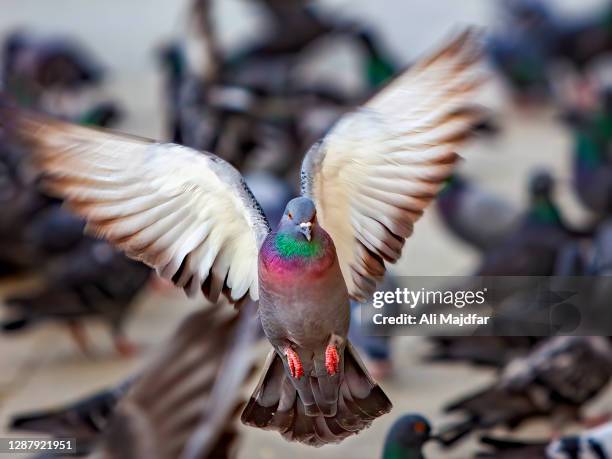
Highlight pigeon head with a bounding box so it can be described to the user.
[383,414,433,456]
[279,197,317,242]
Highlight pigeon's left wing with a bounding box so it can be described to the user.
[301,30,486,301]
[0,103,270,303]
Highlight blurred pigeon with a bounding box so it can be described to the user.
[439,336,612,446]
[382,414,434,459]
[0,30,485,446]
[2,240,150,356]
[9,304,261,459]
[436,174,521,252]
[489,0,612,100]
[477,170,577,278]
[488,0,556,99]
[2,30,103,95]
[10,383,127,455]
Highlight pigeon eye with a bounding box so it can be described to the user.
[288,212,293,220]
[414,422,426,433]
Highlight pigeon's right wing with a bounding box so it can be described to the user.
[301,30,486,301]
[0,104,270,302]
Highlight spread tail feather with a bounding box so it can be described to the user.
[241,341,392,447]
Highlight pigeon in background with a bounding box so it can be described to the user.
[2,31,103,91]
[10,383,128,455]
[439,336,612,446]
[2,30,104,116]
[477,170,579,278]
[489,0,612,101]
[9,303,261,459]
[426,171,579,368]
[2,239,151,357]
[382,414,435,459]
[0,30,486,445]
[436,174,521,252]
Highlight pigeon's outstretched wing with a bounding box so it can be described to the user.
[301,29,486,301]
[0,103,270,302]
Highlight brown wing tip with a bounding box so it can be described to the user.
[417,27,485,72]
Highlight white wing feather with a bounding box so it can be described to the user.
[2,111,269,302]
[302,30,486,301]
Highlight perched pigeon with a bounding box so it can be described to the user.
[0,30,485,446]
[476,170,577,278]
[436,174,521,252]
[2,239,151,356]
[439,336,612,446]
[2,30,103,94]
[10,383,127,455]
[382,414,434,459]
[9,303,260,459]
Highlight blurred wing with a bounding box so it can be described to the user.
[0,104,270,302]
[301,30,486,301]
[94,304,260,459]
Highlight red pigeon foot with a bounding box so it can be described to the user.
[325,344,339,375]
[285,347,303,379]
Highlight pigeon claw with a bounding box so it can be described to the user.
[285,347,304,379]
[325,344,340,375]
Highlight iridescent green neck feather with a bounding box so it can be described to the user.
[275,233,322,258]
[382,443,424,459]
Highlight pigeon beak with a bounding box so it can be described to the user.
[299,222,312,241]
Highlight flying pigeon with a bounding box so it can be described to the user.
[0,29,485,446]
[439,336,612,446]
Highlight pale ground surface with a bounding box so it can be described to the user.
[1,1,612,458]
